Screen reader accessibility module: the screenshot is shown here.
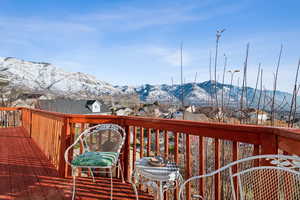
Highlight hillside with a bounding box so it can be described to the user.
[0,57,122,96]
[1,57,298,111]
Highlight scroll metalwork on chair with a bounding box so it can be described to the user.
[64,123,126,200]
[179,154,300,200]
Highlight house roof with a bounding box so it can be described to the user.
[20,92,44,99]
[36,99,110,114]
[86,100,97,105]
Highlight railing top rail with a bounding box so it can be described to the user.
[0,107,19,111]
[2,106,300,143]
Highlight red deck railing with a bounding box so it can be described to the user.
[1,107,300,200]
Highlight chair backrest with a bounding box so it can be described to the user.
[179,154,300,200]
[78,123,126,156]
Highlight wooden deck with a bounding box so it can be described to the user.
[0,127,152,200]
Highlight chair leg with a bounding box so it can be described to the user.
[72,168,76,200]
[89,168,96,182]
[110,168,113,200]
[118,162,125,183]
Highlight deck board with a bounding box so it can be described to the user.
[0,127,152,200]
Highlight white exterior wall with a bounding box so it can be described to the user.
[92,102,101,113]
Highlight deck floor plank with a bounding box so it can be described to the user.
[0,128,12,200]
[10,128,32,200]
[17,127,49,200]
[0,127,153,200]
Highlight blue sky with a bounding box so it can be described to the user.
[0,0,299,92]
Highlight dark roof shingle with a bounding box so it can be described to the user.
[36,99,110,114]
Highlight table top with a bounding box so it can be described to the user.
[135,157,181,181]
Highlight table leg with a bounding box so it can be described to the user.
[159,181,163,200]
[131,170,139,200]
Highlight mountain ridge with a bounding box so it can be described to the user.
[1,57,298,111]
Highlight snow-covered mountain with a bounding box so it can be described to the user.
[1,57,298,111]
[119,81,299,111]
[0,57,122,96]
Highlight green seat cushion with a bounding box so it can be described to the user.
[71,152,117,167]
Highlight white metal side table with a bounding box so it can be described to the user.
[132,157,183,200]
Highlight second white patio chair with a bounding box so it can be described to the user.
[179,154,300,200]
[64,123,126,200]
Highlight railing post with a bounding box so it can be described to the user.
[260,133,278,162]
[20,108,24,128]
[123,124,130,182]
[185,134,191,200]
[232,141,239,199]
[59,117,70,178]
[259,133,278,199]
[214,139,221,200]
[29,110,32,138]
[199,136,206,197]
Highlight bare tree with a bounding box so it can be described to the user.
[221,54,227,121]
[291,85,300,127]
[250,63,261,107]
[261,89,267,124]
[256,69,263,124]
[180,42,184,120]
[271,45,283,126]
[214,29,225,109]
[276,96,287,112]
[209,51,213,105]
[288,58,300,127]
[240,43,250,123]
[0,85,25,107]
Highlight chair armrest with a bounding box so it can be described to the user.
[64,136,83,167]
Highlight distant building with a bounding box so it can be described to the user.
[36,99,111,115]
[185,105,196,113]
[19,92,45,100]
[249,110,269,123]
[115,107,133,116]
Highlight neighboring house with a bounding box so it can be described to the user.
[249,110,269,123]
[19,92,48,100]
[36,99,111,115]
[115,107,133,116]
[185,105,196,113]
[184,112,210,122]
[171,111,183,119]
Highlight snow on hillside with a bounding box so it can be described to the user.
[135,84,176,103]
[0,57,297,111]
[185,85,210,103]
[0,57,121,95]
[115,85,136,94]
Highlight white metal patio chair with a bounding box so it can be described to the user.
[179,154,300,200]
[64,123,126,200]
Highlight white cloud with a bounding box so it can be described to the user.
[69,1,247,31]
[142,46,192,67]
[0,17,94,34]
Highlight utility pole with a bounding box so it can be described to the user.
[227,69,240,107]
